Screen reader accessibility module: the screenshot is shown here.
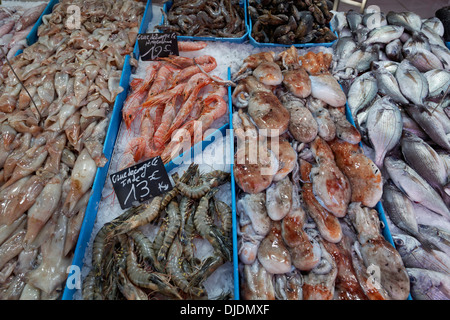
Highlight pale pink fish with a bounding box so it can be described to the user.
[27,213,73,294]
[24,173,64,245]
[1,144,48,189]
[15,3,47,32]
[0,174,45,226]
[62,148,97,217]
[0,21,14,38]
[0,229,26,270]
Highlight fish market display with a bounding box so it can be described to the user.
[331,9,450,300]
[82,164,233,300]
[0,0,146,300]
[232,46,408,300]
[119,43,228,167]
[0,2,47,80]
[248,0,337,45]
[157,0,246,38]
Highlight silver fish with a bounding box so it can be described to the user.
[407,268,450,300]
[393,234,450,274]
[400,109,429,140]
[332,36,357,62]
[406,104,450,151]
[375,68,409,105]
[401,132,447,194]
[364,25,404,45]
[421,24,447,48]
[418,224,450,257]
[384,157,450,218]
[422,17,445,37]
[382,181,422,239]
[385,39,403,62]
[424,69,450,97]
[330,11,348,35]
[395,60,429,106]
[386,11,422,32]
[371,60,399,74]
[366,97,402,168]
[362,11,387,30]
[346,10,362,33]
[430,44,450,70]
[404,47,444,72]
[344,45,379,74]
[347,71,378,117]
[402,33,431,53]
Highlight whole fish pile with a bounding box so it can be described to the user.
[120,42,229,168]
[157,0,246,38]
[0,3,47,80]
[331,10,450,300]
[232,47,409,300]
[248,0,337,45]
[82,164,233,300]
[0,0,146,300]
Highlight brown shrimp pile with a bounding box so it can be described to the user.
[83,164,233,300]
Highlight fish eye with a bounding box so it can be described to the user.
[394,238,404,246]
[409,275,416,283]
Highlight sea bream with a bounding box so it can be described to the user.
[384,157,450,218]
[395,60,429,106]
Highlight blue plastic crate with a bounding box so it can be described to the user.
[132,0,154,60]
[247,12,338,48]
[159,0,249,44]
[447,41,450,49]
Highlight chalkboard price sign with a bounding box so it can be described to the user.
[110,156,173,210]
[137,32,179,61]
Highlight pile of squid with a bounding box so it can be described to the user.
[231,47,410,300]
[157,0,246,38]
[82,164,233,300]
[331,10,450,300]
[0,0,146,300]
[0,3,47,80]
[248,0,337,45]
[120,41,228,169]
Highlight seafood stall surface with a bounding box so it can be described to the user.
[331,9,450,300]
[232,45,409,300]
[0,0,146,300]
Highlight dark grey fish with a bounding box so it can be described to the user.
[407,268,450,300]
[346,10,362,33]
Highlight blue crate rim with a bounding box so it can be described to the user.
[158,0,249,43]
[247,11,338,48]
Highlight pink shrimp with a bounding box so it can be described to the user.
[141,83,186,109]
[161,94,227,164]
[147,64,178,98]
[162,75,213,144]
[148,103,165,133]
[187,83,227,122]
[170,55,217,87]
[153,92,179,149]
[158,55,197,69]
[178,41,207,52]
[118,137,147,171]
[122,89,148,130]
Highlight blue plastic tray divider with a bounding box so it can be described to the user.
[132,0,153,59]
[227,68,240,300]
[26,0,59,46]
[160,0,249,43]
